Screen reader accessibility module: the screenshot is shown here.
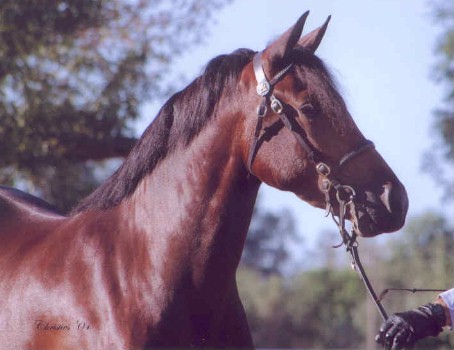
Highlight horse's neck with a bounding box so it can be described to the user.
[116,116,259,291]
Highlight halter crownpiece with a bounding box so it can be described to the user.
[252,53,293,103]
[253,53,271,96]
[246,53,297,171]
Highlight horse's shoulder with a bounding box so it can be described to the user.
[0,186,65,220]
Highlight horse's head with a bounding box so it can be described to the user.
[239,12,408,237]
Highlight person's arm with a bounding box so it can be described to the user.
[438,288,454,329]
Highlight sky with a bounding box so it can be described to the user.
[141,0,452,249]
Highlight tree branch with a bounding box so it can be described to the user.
[63,136,138,161]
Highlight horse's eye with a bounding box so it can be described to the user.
[299,103,317,119]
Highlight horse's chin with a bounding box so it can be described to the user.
[349,203,404,238]
[350,209,381,237]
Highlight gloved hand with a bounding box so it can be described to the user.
[375,303,445,349]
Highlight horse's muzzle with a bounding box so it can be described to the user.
[352,180,408,237]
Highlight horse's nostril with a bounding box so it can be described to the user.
[380,182,393,214]
[379,181,409,229]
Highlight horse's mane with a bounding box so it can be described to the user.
[72,48,256,213]
[73,46,349,213]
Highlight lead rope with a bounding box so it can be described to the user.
[336,215,389,321]
[328,185,448,321]
[348,243,389,321]
[340,223,447,321]
[320,168,389,321]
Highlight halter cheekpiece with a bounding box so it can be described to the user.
[247,52,317,171]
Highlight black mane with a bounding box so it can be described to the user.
[73,47,348,213]
[73,49,255,213]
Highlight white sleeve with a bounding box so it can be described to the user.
[440,288,454,330]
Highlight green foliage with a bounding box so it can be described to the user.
[242,200,300,276]
[0,0,231,210]
[384,212,453,295]
[238,211,454,349]
[237,268,288,346]
[285,269,366,348]
[237,266,366,348]
[379,212,454,349]
[424,0,454,199]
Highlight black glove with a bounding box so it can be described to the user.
[375,303,445,350]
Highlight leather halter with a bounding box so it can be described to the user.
[248,52,375,210]
[248,52,390,321]
[248,52,374,229]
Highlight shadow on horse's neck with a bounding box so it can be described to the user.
[75,105,259,292]
[72,49,256,217]
[130,115,258,244]
[70,49,260,288]
[126,117,259,275]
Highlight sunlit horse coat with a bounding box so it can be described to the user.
[0,12,407,349]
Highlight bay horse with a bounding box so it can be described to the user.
[0,12,408,349]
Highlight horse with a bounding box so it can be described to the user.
[0,12,408,349]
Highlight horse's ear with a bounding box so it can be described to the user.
[298,15,331,53]
[262,11,309,70]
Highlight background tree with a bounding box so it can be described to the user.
[377,212,454,349]
[0,0,231,210]
[384,212,453,292]
[423,0,454,199]
[284,268,366,349]
[241,198,300,276]
[237,263,367,348]
[238,210,454,349]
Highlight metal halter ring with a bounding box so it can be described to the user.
[270,96,284,114]
[335,185,356,204]
[321,178,331,192]
[316,162,331,176]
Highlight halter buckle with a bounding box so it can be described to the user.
[256,104,268,118]
[335,185,356,204]
[316,162,331,176]
[270,96,284,114]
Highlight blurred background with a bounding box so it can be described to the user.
[0,0,452,348]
